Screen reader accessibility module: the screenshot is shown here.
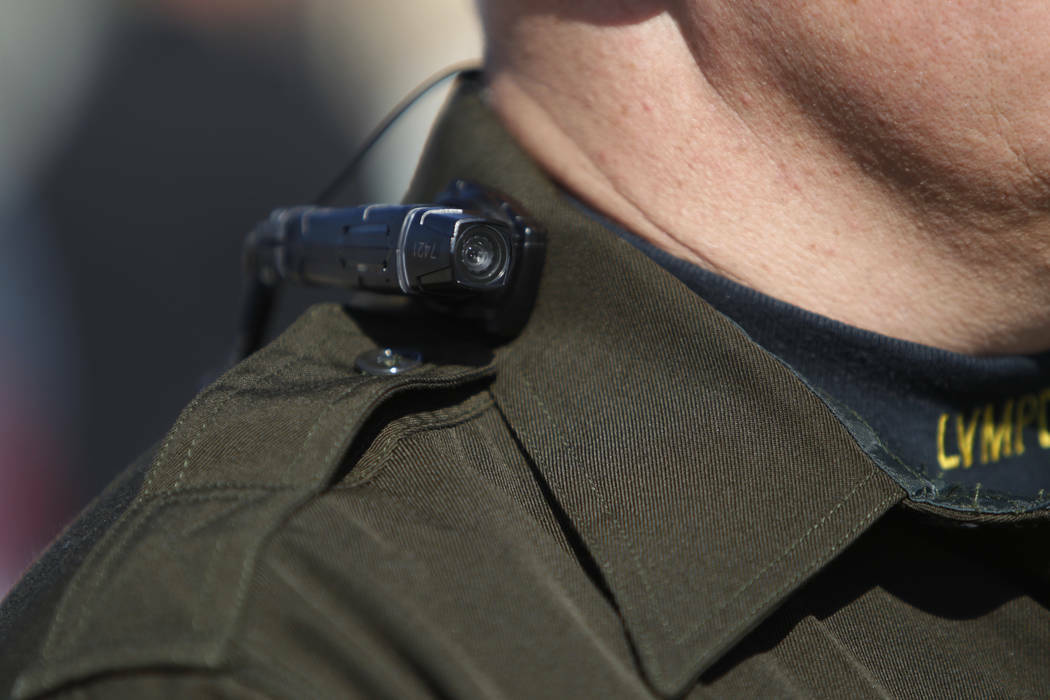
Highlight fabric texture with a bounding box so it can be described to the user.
[2,72,1049,699]
[594,207,1050,514]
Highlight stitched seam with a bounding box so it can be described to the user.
[44,501,158,657]
[41,489,275,663]
[19,641,243,689]
[222,378,380,668]
[282,381,373,485]
[100,325,355,656]
[678,469,881,644]
[691,493,898,684]
[180,493,270,538]
[514,371,897,659]
[335,398,496,489]
[174,430,207,491]
[341,401,494,488]
[221,371,478,676]
[43,320,340,657]
[344,392,494,458]
[807,616,894,699]
[40,307,385,678]
[479,392,574,551]
[148,339,307,495]
[517,372,677,643]
[831,398,930,486]
[386,393,494,431]
[479,389,541,500]
[281,370,495,486]
[748,346,929,496]
[160,327,346,495]
[139,483,300,500]
[39,361,492,690]
[143,305,329,496]
[223,367,496,669]
[832,401,1032,512]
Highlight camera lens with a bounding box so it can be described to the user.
[462,236,495,274]
[455,224,509,286]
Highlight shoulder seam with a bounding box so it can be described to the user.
[336,394,496,490]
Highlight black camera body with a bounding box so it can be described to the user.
[236,180,545,360]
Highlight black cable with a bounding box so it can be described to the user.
[313,61,481,205]
[230,275,276,366]
[233,62,480,365]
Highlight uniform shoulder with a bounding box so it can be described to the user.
[3,304,497,699]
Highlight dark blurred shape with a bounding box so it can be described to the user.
[33,6,360,502]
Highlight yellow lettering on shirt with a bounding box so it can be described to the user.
[1015,394,1038,456]
[957,409,980,469]
[937,413,961,470]
[1039,388,1050,449]
[980,400,1013,464]
[933,388,1050,471]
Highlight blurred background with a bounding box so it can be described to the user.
[0,0,483,595]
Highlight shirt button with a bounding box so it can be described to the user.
[355,347,423,376]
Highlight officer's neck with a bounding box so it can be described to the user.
[485,14,1050,356]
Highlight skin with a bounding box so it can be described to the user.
[478,0,1050,354]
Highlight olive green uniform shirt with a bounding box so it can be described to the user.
[3,74,1049,699]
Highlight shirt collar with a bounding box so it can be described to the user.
[407,72,904,697]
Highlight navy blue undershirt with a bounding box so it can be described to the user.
[577,198,1050,513]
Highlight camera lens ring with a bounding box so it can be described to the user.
[454,224,510,287]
